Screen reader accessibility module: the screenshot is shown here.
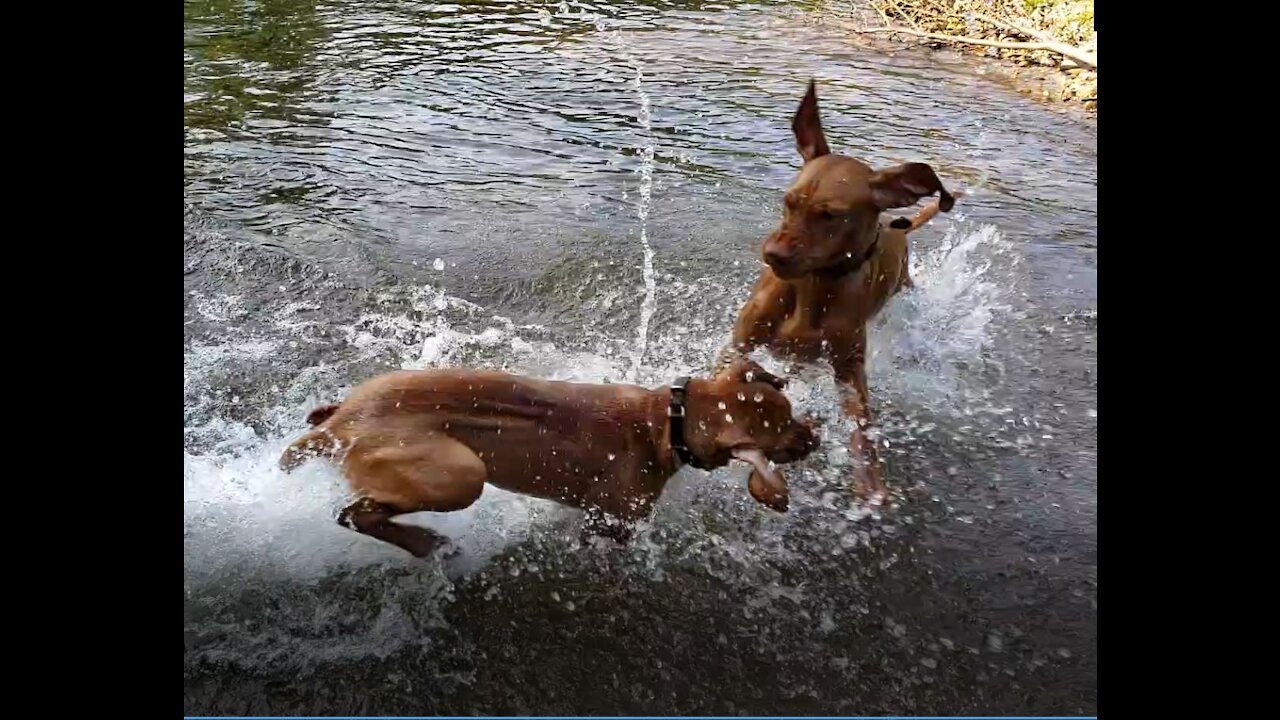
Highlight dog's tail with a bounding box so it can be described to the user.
[893,190,963,235]
[279,403,343,472]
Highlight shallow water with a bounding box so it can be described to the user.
[184,0,1097,714]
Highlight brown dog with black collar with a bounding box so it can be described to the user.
[718,80,959,503]
[280,359,817,556]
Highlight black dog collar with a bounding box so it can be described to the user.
[819,227,882,278]
[669,377,715,470]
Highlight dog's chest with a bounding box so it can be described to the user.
[771,313,860,363]
[759,278,872,363]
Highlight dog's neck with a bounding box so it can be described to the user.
[642,388,684,477]
[814,226,882,280]
[780,225,884,328]
[643,380,719,477]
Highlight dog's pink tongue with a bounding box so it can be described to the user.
[734,448,789,512]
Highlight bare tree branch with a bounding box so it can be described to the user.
[851,24,1096,69]
[969,12,1096,69]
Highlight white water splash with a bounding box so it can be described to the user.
[184,216,1022,668]
[601,23,659,382]
[186,220,1015,573]
[869,223,1019,413]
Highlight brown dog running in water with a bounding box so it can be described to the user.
[280,359,817,557]
[717,80,959,504]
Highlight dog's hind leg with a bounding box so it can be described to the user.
[338,435,488,557]
[337,497,452,558]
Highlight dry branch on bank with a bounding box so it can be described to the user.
[851,0,1097,107]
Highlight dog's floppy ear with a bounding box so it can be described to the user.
[869,162,955,211]
[728,358,787,390]
[793,79,830,162]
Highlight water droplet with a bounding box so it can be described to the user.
[986,632,1004,652]
[763,420,770,428]
[745,371,755,382]
[698,420,707,430]
[432,258,445,271]
[718,401,727,410]
[725,414,734,423]
[607,453,616,461]
[753,392,764,402]
[737,392,746,401]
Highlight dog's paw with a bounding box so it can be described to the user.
[400,527,452,559]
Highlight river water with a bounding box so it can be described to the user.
[184,0,1097,714]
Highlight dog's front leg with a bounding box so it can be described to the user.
[712,338,755,379]
[835,346,888,506]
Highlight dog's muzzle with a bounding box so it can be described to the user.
[774,421,819,463]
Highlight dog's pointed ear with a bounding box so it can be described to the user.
[869,162,955,211]
[727,358,787,390]
[793,80,830,162]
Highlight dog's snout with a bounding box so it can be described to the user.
[764,237,801,273]
[764,247,792,269]
[777,420,819,461]
[797,423,818,452]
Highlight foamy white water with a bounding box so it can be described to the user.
[184,219,1017,590]
[605,23,659,383]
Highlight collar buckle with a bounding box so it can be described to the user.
[668,376,712,470]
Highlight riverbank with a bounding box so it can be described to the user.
[827,1,1096,113]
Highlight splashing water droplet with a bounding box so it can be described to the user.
[433,258,445,271]
[725,414,734,423]
[607,453,616,461]
[754,392,764,402]
[698,420,707,430]
[737,392,746,401]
